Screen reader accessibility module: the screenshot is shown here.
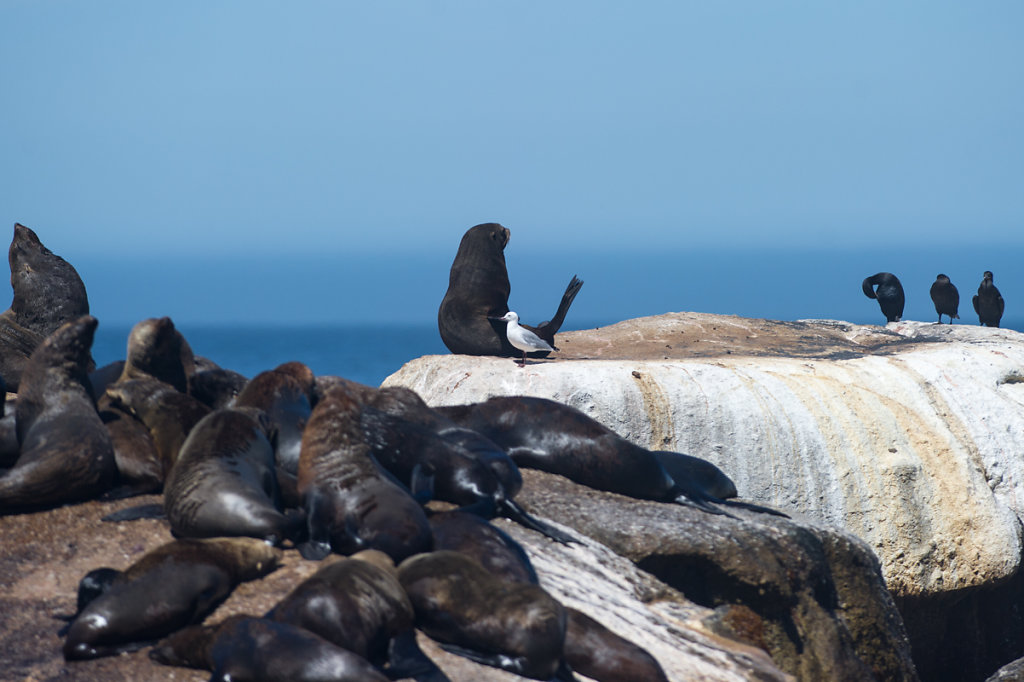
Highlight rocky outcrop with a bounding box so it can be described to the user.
[385,313,1024,681]
[512,470,917,681]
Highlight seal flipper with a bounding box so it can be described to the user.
[56,567,121,635]
[553,659,579,682]
[410,462,436,505]
[298,490,334,560]
[530,275,584,345]
[436,642,532,676]
[500,499,576,545]
[385,629,451,682]
[64,637,159,660]
[719,498,790,518]
[672,490,740,520]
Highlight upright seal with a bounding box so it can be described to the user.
[116,316,195,393]
[1,316,115,512]
[437,222,582,356]
[0,223,91,390]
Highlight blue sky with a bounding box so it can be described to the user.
[2,2,1022,328]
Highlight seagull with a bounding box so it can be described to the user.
[492,311,556,367]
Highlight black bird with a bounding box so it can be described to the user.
[862,272,905,323]
[972,271,1005,328]
[929,274,960,324]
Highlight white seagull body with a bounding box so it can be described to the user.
[496,311,554,367]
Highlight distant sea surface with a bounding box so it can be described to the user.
[92,324,449,388]
[91,316,1024,389]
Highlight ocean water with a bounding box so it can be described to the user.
[91,323,449,388]
[91,316,1024,389]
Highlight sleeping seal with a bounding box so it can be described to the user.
[62,537,280,660]
[438,396,785,517]
[398,550,572,681]
[429,510,669,682]
[150,614,391,682]
[267,549,443,678]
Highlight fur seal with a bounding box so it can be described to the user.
[164,407,299,544]
[973,270,1005,327]
[364,387,573,542]
[1,316,115,512]
[234,361,316,476]
[297,390,433,562]
[0,223,92,390]
[929,274,960,324]
[651,450,738,500]
[429,510,539,585]
[98,400,162,496]
[437,222,582,357]
[438,397,786,517]
[267,550,412,658]
[266,549,442,678]
[369,386,523,497]
[862,272,905,323]
[0,389,18,468]
[189,366,249,409]
[150,614,391,682]
[429,511,669,682]
[563,608,669,682]
[116,316,195,393]
[87,359,125,403]
[62,537,281,660]
[398,550,572,681]
[106,377,211,482]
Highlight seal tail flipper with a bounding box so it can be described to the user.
[531,275,584,345]
[554,659,579,682]
[500,499,577,545]
[719,498,790,518]
[386,629,451,682]
[437,643,532,676]
[283,507,308,545]
[672,491,740,520]
[410,462,436,505]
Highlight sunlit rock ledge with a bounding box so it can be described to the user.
[384,312,1024,600]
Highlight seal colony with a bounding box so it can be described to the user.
[0,223,712,679]
[1,221,1010,679]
